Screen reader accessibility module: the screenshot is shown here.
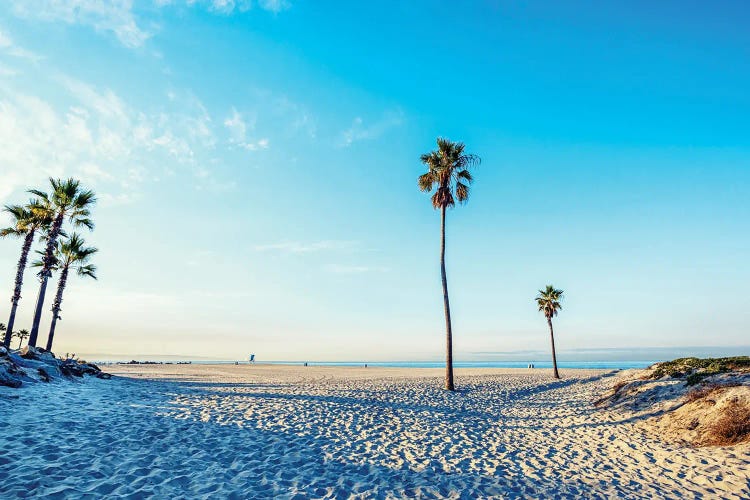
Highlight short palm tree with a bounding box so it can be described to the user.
[536,285,564,379]
[418,138,480,391]
[14,329,30,350]
[1,199,53,348]
[27,178,95,348]
[41,233,98,352]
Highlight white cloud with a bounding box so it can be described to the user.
[0,27,42,62]
[325,264,389,274]
[274,95,316,139]
[257,0,291,13]
[253,240,358,254]
[223,107,269,151]
[6,0,291,49]
[185,0,289,14]
[10,0,150,48]
[224,107,248,142]
[204,0,252,14]
[243,138,270,151]
[339,109,405,147]
[0,73,228,205]
[58,75,130,123]
[0,64,18,77]
[0,30,12,48]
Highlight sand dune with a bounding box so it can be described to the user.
[1,365,748,498]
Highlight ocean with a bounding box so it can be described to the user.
[99,359,657,370]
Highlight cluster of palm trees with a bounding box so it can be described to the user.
[419,138,565,390]
[0,323,30,349]
[1,178,98,353]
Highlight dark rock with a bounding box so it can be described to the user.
[60,362,84,378]
[20,345,43,360]
[0,347,110,387]
[37,367,52,382]
[84,362,101,373]
[0,360,23,388]
[0,375,22,388]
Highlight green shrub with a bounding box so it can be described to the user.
[648,356,750,385]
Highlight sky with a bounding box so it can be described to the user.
[0,0,748,361]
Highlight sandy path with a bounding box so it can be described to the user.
[1,365,748,498]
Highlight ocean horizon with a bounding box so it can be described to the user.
[95,359,657,370]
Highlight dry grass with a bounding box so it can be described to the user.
[703,398,750,446]
[612,380,628,394]
[685,382,740,403]
[595,380,630,407]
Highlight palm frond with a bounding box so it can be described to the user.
[72,217,95,230]
[0,227,23,238]
[57,233,98,276]
[27,189,49,202]
[455,182,470,203]
[456,169,473,183]
[535,285,564,319]
[419,137,480,210]
[73,189,97,209]
[418,172,436,192]
[77,264,98,280]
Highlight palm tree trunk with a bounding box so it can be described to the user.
[4,230,35,348]
[46,266,68,352]
[441,205,455,391]
[548,318,560,379]
[17,336,22,349]
[29,212,63,348]
[28,276,50,348]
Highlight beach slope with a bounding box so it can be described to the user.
[1,365,748,498]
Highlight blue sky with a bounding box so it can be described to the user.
[0,1,748,361]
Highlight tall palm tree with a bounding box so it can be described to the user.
[418,138,480,391]
[28,178,95,348]
[1,200,53,348]
[14,329,30,349]
[41,233,98,352]
[536,285,564,379]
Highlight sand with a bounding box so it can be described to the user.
[1,364,748,498]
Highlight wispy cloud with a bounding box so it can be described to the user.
[0,72,230,204]
[7,0,291,49]
[253,240,358,254]
[325,264,389,274]
[223,107,270,151]
[182,0,291,14]
[257,0,291,13]
[0,27,42,61]
[10,0,150,48]
[338,109,404,147]
[273,94,316,139]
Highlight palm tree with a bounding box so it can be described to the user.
[42,233,98,352]
[418,138,480,391]
[14,329,30,349]
[536,285,564,379]
[28,178,95,348]
[1,200,53,348]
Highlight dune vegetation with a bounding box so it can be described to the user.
[597,357,750,447]
[648,356,750,385]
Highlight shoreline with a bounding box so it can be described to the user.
[106,363,615,382]
[98,359,655,369]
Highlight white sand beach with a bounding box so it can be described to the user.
[1,365,748,498]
